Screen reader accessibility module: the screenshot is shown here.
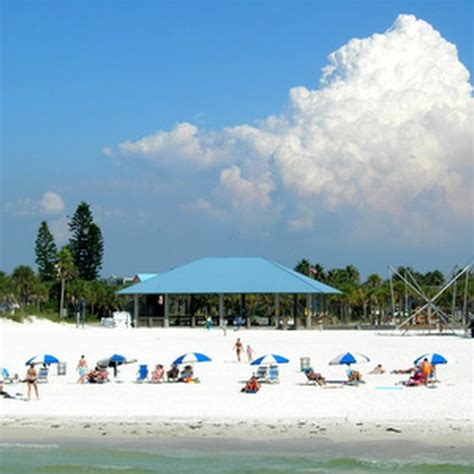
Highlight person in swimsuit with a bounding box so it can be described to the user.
[246,344,256,363]
[76,355,88,384]
[233,338,243,362]
[26,364,39,400]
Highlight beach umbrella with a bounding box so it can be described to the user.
[172,352,212,365]
[250,354,289,366]
[414,353,447,366]
[329,352,370,366]
[97,354,136,368]
[25,354,60,366]
[1,367,10,379]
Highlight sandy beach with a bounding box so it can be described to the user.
[0,318,473,449]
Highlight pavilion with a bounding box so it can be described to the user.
[117,257,341,328]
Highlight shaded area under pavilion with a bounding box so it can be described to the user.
[117,257,341,329]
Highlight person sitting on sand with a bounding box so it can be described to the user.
[420,358,433,385]
[178,365,194,383]
[241,375,260,393]
[166,364,179,382]
[369,364,385,374]
[391,367,416,374]
[404,369,426,387]
[151,364,164,383]
[346,367,362,383]
[87,367,109,383]
[305,368,326,386]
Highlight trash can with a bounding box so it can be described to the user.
[300,357,311,372]
[57,362,67,376]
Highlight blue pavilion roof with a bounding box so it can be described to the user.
[135,273,158,282]
[117,257,340,295]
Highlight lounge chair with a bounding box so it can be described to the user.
[38,366,49,383]
[137,364,148,382]
[267,364,279,384]
[255,366,268,382]
[304,368,326,386]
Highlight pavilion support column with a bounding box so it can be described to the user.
[164,294,170,328]
[134,295,139,328]
[306,294,312,329]
[190,295,196,327]
[241,294,250,328]
[274,294,280,329]
[219,293,225,328]
[293,294,298,329]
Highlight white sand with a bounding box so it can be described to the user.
[0,318,473,445]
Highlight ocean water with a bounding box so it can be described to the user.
[0,443,473,474]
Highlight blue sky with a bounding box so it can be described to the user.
[1,0,473,278]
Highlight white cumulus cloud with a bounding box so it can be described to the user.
[117,15,473,240]
[40,192,65,214]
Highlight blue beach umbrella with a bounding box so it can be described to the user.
[1,367,10,378]
[25,354,60,366]
[173,352,212,365]
[251,354,290,366]
[414,353,447,366]
[329,352,370,366]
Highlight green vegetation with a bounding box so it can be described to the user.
[1,201,472,326]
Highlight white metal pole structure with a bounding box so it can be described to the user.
[391,261,472,335]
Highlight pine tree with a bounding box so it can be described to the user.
[35,221,57,281]
[68,202,104,280]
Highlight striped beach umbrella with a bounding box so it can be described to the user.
[251,354,289,366]
[25,354,60,366]
[172,352,212,365]
[414,353,447,366]
[329,352,370,366]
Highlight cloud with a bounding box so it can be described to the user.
[3,191,65,217]
[102,146,113,157]
[116,15,473,242]
[40,192,65,214]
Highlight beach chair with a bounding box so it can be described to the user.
[137,364,148,382]
[267,364,279,384]
[38,366,49,383]
[255,366,268,382]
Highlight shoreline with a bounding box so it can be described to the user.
[1,425,473,466]
[1,415,472,448]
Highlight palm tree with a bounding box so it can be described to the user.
[294,259,311,276]
[11,265,37,306]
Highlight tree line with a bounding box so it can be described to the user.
[0,206,472,325]
[0,202,117,320]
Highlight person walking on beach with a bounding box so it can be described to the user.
[26,364,39,400]
[233,338,243,362]
[246,344,256,362]
[76,355,89,384]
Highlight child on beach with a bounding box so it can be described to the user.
[246,345,256,362]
